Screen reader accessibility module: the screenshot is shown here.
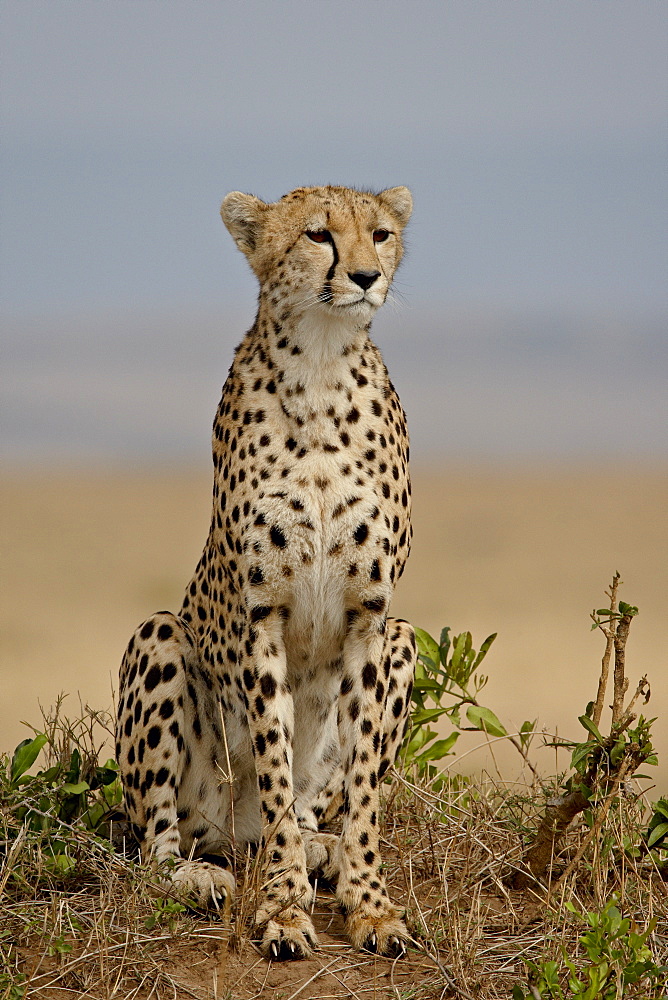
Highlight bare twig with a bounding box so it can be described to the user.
[592,572,620,727]
[612,611,632,726]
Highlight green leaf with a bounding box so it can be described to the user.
[11,734,48,783]
[571,742,595,771]
[94,765,120,788]
[411,707,450,726]
[415,733,459,762]
[414,627,439,667]
[472,633,497,671]
[61,781,90,796]
[412,678,444,693]
[519,720,535,747]
[648,822,668,848]
[578,715,604,743]
[45,853,76,875]
[618,601,639,616]
[466,705,507,738]
[438,626,451,662]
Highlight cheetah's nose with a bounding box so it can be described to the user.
[348,270,381,291]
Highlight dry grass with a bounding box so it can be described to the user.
[1,705,666,1000]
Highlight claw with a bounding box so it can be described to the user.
[288,940,296,954]
[369,931,377,950]
[270,941,279,959]
[389,936,407,957]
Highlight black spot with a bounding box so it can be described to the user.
[147,726,161,749]
[346,407,360,423]
[354,523,369,545]
[140,620,154,640]
[144,666,162,692]
[249,566,264,586]
[270,526,286,548]
[370,560,381,581]
[155,818,169,835]
[362,662,377,689]
[260,673,277,698]
[155,767,169,786]
[159,698,174,719]
[157,623,173,641]
[256,733,266,756]
[251,605,272,623]
[162,662,177,682]
[363,597,386,614]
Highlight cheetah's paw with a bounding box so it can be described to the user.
[303,832,340,883]
[156,859,235,917]
[259,906,318,961]
[344,903,408,958]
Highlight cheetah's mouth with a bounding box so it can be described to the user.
[331,296,376,311]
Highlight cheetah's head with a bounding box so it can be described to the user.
[220,185,412,324]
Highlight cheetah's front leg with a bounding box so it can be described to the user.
[336,609,410,957]
[243,607,317,960]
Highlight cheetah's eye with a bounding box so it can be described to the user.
[306,230,331,243]
[373,229,390,243]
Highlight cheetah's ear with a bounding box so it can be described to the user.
[221,192,267,256]
[377,187,413,228]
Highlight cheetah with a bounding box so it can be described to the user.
[116,185,417,960]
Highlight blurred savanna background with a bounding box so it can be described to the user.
[2,1,667,791]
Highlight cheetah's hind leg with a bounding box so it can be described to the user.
[116,611,235,914]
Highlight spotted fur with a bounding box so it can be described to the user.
[117,185,417,960]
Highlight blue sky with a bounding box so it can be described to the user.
[2,1,666,461]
